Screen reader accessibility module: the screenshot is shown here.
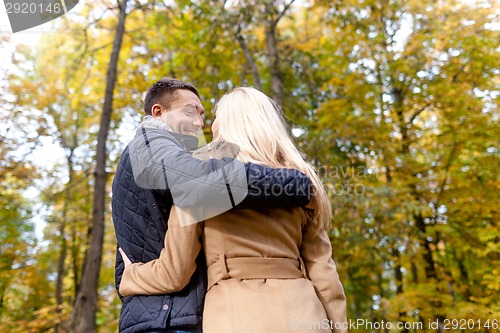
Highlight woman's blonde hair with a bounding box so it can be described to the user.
[213,87,332,230]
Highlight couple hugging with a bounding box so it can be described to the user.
[112,78,347,333]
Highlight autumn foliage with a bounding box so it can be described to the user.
[0,0,498,332]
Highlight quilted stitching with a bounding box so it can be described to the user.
[112,146,204,332]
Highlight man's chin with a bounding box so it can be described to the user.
[181,130,199,137]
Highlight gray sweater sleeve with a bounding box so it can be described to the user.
[129,127,312,223]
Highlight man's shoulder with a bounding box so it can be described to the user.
[115,145,131,168]
[132,127,198,151]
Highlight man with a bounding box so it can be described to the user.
[112,78,312,333]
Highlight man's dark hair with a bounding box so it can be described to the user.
[143,78,200,115]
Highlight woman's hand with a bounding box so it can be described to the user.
[119,247,132,268]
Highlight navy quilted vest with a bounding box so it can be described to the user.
[113,146,206,332]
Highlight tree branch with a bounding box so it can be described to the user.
[274,0,297,29]
[407,103,431,126]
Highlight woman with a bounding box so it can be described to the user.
[119,87,347,333]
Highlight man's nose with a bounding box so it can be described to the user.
[194,115,204,128]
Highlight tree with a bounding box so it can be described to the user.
[73,0,129,331]
[312,0,499,328]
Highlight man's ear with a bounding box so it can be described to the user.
[151,104,163,118]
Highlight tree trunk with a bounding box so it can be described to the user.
[237,34,262,90]
[55,195,68,331]
[415,213,437,280]
[453,249,471,299]
[394,248,409,333]
[0,289,3,316]
[393,87,409,154]
[73,0,128,331]
[55,150,75,333]
[264,3,284,107]
[411,261,419,283]
[394,248,403,294]
[72,216,80,299]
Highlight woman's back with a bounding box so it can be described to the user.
[203,208,305,264]
[201,208,335,333]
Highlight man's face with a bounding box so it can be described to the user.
[155,89,205,136]
[211,111,220,140]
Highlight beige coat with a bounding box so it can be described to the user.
[120,206,347,333]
